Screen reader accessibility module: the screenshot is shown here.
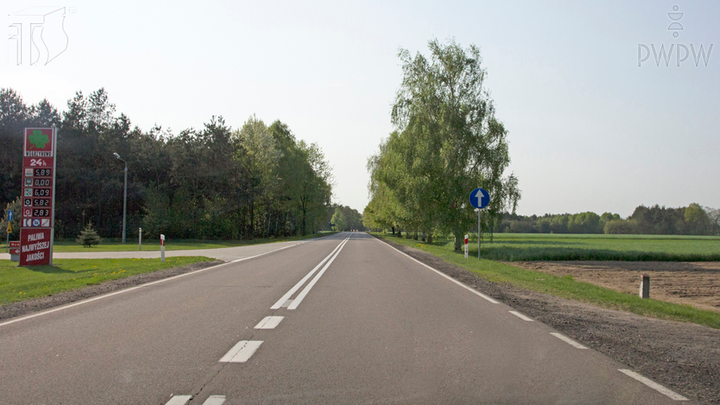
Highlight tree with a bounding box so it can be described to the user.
[370,39,520,250]
[331,207,347,231]
[76,221,101,247]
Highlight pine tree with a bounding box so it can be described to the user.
[76,221,101,247]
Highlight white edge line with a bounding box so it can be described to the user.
[287,238,349,310]
[550,332,588,349]
[165,395,192,405]
[0,243,300,328]
[219,340,263,363]
[509,310,534,321]
[375,237,499,304]
[270,237,348,309]
[618,369,689,401]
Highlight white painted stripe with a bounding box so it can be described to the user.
[550,332,588,349]
[202,395,227,405]
[254,316,284,329]
[0,243,302,328]
[271,236,350,309]
[509,310,534,321]
[219,340,263,363]
[165,395,192,405]
[618,369,689,401]
[281,299,292,308]
[287,238,349,310]
[376,238,499,304]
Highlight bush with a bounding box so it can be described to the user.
[76,222,101,247]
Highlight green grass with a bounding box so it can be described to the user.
[378,234,720,329]
[470,233,720,261]
[1,231,337,253]
[0,257,215,305]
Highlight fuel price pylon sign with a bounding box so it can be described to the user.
[20,128,57,266]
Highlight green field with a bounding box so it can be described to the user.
[459,233,720,261]
[1,232,336,253]
[0,257,215,305]
[379,234,720,329]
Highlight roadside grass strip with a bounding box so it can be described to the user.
[7,231,338,253]
[377,235,720,329]
[618,369,689,401]
[0,257,215,305]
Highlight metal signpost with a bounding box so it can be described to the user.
[160,234,166,262]
[5,210,12,252]
[469,187,490,260]
[20,128,57,266]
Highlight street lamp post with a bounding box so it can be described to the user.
[113,153,127,244]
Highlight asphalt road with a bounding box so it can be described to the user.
[0,232,694,404]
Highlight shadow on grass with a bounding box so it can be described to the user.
[474,247,720,262]
[18,265,76,274]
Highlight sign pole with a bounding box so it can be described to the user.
[478,209,481,260]
[49,128,57,266]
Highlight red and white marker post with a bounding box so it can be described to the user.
[160,234,165,262]
[464,234,469,259]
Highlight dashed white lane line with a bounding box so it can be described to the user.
[550,332,588,349]
[165,395,226,405]
[202,395,227,405]
[271,236,350,310]
[288,238,349,310]
[254,316,284,329]
[165,395,192,405]
[509,310,534,321]
[219,340,263,363]
[377,237,499,304]
[618,369,689,401]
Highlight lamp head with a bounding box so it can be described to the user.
[113,152,121,159]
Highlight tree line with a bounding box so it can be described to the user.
[0,88,334,241]
[363,39,520,250]
[500,203,720,235]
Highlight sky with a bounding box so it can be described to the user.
[2,0,719,218]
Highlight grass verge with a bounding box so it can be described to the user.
[1,231,337,252]
[378,234,720,329]
[0,257,215,305]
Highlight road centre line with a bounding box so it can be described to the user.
[287,237,349,310]
[165,395,226,405]
[618,369,689,401]
[376,237,499,304]
[254,316,284,329]
[165,395,192,405]
[509,310,534,321]
[0,243,301,329]
[271,236,351,310]
[219,340,263,363]
[550,332,588,349]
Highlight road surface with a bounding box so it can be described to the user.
[0,232,693,404]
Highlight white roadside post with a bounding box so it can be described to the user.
[160,234,165,262]
[464,234,469,259]
[138,227,142,251]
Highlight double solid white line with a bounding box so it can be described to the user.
[271,235,351,310]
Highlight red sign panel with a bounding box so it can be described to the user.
[20,128,56,265]
[19,228,52,265]
[9,241,20,255]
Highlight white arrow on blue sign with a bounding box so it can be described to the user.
[7,210,13,221]
[469,188,490,209]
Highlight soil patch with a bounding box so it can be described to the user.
[377,236,720,405]
[0,260,223,322]
[507,261,720,313]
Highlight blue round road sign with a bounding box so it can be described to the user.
[469,188,490,209]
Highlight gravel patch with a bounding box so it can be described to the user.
[377,236,720,405]
[0,260,223,322]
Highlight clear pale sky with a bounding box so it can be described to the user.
[3,0,719,217]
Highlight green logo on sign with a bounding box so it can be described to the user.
[28,130,49,149]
